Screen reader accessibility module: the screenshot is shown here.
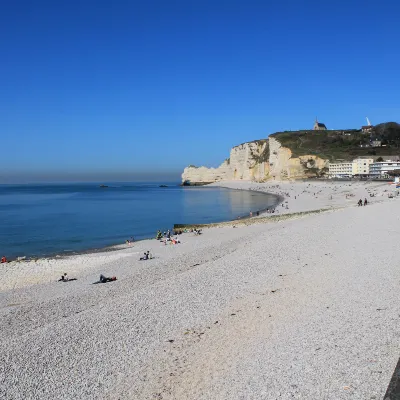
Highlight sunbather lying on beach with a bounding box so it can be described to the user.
[58,273,77,282]
[92,274,117,284]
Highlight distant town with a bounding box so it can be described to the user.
[313,118,400,179]
[328,156,400,179]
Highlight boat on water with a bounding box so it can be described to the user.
[99,184,109,188]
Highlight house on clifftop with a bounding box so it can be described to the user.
[313,118,327,131]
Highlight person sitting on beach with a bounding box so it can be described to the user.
[92,274,117,284]
[140,251,152,260]
[58,273,77,282]
[1,256,6,263]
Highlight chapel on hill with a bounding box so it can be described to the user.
[313,118,327,130]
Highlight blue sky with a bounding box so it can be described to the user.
[1,0,399,182]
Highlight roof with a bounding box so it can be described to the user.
[316,122,326,128]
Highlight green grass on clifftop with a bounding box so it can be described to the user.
[270,122,400,161]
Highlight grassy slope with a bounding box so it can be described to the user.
[269,122,400,162]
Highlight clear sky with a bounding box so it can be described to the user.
[1,0,399,183]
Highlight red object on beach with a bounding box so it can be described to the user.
[1,256,7,263]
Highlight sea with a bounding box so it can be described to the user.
[0,182,279,259]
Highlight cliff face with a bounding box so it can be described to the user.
[230,141,269,181]
[182,121,399,184]
[182,137,328,184]
[268,137,327,180]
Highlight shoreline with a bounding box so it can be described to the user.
[2,179,399,293]
[3,186,282,263]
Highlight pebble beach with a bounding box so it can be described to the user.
[1,180,399,399]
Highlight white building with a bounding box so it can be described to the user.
[352,158,374,176]
[328,162,353,178]
[328,158,374,178]
[369,161,400,178]
[371,140,381,147]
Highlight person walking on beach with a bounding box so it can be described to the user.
[364,198,368,206]
[358,199,362,207]
[1,256,6,263]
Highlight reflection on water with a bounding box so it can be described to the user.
[0,183,279,258]
[181,187,277,223]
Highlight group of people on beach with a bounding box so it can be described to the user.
[358,198,368,206]
[156,229,189,240]
[140,250,153,260]
[155,228,199,245]
[58,272,117,284]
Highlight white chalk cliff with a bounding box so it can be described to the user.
[182,137,328,184]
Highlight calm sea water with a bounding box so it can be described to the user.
[0,182,278,259]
